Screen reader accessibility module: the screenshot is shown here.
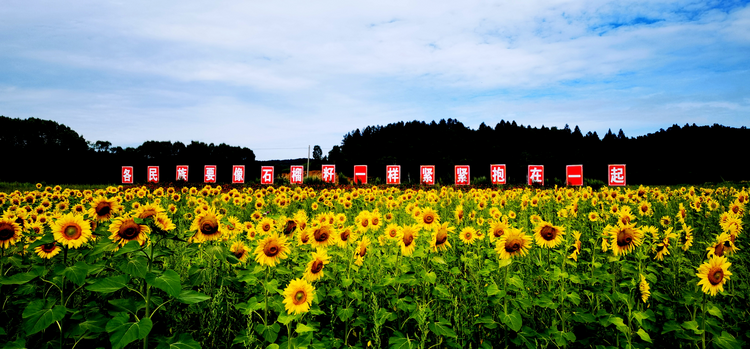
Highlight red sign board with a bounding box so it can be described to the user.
[490,164,506,185]
[527,165,544,185]
[176,165,189,182]
[454,165,470,185]
[147,166,159,183]
[204,165,217,183]
[608,164,626,186]
[420,165,435,185]
[353,165,367,184]
[322,165,336,183]
[232,165,245,184]
[386,165,401,184]
[121,166,134,184]
[289,165,304,184]
[261,166,274,185]
[566,165,583,186]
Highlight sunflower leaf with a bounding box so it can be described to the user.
[707,304,723,320]
[119,256,149,279]
[86,274,130,293]
[0,265,45,285]
[255,323,280,343]
[63,261,91,286]
[714,331,741,349]
[177,290,211,305]
[145,270,182,298]
[681,320,703,334]
[295,323,316,333]
[428,319,457,339]
[114,240,144,257]
[636,328,652,343]
[388,330,414,349]
[1,338,25,349]
[500,309,523,332]
[22,299,67,335]
[608,317,629,334]
[106,313,153,349]
[155,332,202,349]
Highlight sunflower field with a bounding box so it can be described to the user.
[0,183,748,349]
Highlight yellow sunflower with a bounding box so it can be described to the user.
[154,213,176,232]
[87,196,122,222]
[494,227,532,260]
[190,208,226,243]
[50,213,92,249]
[398,224,420,256]
[257,217,275,236]
[706,232,738,258]
[639,274,650,303]
[488,220,510,243]
[0,217,23,249]
[604,222,644,257]
[430,223,453,252]
[384,223,400,240]
[254,233,290,267]
[34,241,61,259]
[230,241,251,263]
[304,250,331,282]
[696,255,732,296]
[533,221,566,248]
[568,231,582,261]
[458,226,478,245]
[282,278,316,315]
[354,236,371,266]
[418,207,440,231]
[108,214,151,248]
[310,224,336,249]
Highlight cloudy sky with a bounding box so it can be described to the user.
[1,1,748,160]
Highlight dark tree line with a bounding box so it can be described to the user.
[0,116,256,184]
[2,115,747,185]
[327,119,749,185]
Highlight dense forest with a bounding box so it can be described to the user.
[0,116,256,184]
[1,115,747,185]
[328,119,749,185]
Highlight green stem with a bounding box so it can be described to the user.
[701,293,707,349]
[264,266,270,326]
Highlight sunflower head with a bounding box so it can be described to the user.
[696,255,732,296]
[254,234,290,267]
[533,222,565,248]
[0,218,23,249]
[51,213,92,249]
[190,208,225,243]
[282,278,316,315]
[495,227,532,260]
[108,215,151,247]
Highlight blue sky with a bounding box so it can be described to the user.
[1,0,748,160]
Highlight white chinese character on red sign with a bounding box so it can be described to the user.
[176,166,189,181]
[566,165,583,186]
[354,165,367,184]
[386,165,400,185]
[122,166,133,184]
[322,165,336,183]
[491,164,506,185]
[528,165,544,185]
[147,166,159,183]
[455,166,470,185]
[609,165,626,186]
[421,166,435,185]
[290,166,304,184]
[204,166,216,183]
[261,166,274,185]
[232,166,245,183]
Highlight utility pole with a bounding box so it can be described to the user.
[306,145,310,180]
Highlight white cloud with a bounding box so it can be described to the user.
[1,0,748,159]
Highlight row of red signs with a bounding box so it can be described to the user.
[122,164,627,186]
